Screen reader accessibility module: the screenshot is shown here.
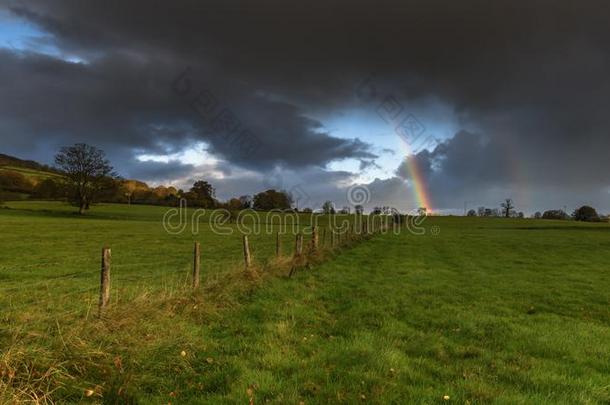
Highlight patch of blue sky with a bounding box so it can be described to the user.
[0,10,85,63]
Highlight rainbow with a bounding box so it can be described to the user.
[398,140,433,213]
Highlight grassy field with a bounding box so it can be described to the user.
[0,166,64,182]
[1,202,609,403]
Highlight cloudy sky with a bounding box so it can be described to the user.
[1,0,609,214]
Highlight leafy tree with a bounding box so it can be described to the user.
[534,211,542,219]
[238,195,252,209]
[322,200,336,214]
[371,206,382,215]
[542,209,569,220]
[32,178,65,199]
[467,209,477,217]
[120,179,150,204]
[187,180,216,208]
[354,205,364,215]
[479,207,499,217]
[55,144,116,214]
[252,189,292,211]
[301,207,313,213]
[417,207,427,216]
[572,205,600,222]
[392,210,403,225]
[501,198,515,218]
[97,177,124,203]
[339,206,351,214]
[226,198,243,211]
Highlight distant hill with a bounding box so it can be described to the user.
[0,153,64,200]
[0,153,62,177]
[0,152,179,205]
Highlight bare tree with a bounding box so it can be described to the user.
[501,198,515,218]
[55,144,116,214]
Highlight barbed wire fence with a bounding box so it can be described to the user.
[1,215,406,327]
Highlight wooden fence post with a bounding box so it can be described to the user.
[276,231,281,257]
[311,226,319,252]
[99,247,111,315]
[322,227,327,247]
[289,233,303,278]
[193,241,201,289]
[243,235,252,270]
[331,230,336,248]
[296,233,303,256]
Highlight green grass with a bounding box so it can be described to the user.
[1,202,609,403]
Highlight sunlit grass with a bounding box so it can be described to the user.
[1,203,609,403]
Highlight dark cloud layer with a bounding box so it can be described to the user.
[1,0,610,211]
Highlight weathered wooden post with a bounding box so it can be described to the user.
[276,231,281,257]
[192,241,201,289]
[243,235,252,270]
[322,227,327,247]
[99,247,111,315]
[295,233,303,256]
[311,226,319,252]
[289,233,303,278]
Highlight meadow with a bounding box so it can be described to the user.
[1,202,609,404]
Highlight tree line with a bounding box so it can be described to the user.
[1,145,606,222]
[467,198,605,222]
[0,144,298,214]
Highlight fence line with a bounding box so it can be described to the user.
[2,220,396,318]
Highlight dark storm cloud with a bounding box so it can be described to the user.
[123,159,196,183]
[2,0,610,210]
[0,48,374,170]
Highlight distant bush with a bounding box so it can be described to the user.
[32,178,66,199]
[572,206,600,222]
[467,209,477,217]
[542,210,569,220]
